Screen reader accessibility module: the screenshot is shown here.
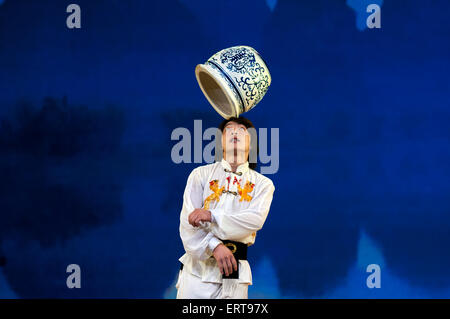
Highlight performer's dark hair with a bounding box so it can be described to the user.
[218,116,258,170]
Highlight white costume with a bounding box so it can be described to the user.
[176,159,275,299]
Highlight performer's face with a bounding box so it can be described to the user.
[222,121,250,158]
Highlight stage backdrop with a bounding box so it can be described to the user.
[0,0,449,298]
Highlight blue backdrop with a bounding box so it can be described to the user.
[0,0,449,298]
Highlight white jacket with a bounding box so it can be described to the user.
[178,158,275,284]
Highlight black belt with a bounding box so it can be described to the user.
[221,240,248,260]
[179,240,248,279]
[221,240,247,279]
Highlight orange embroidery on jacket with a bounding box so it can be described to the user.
[203,180,225,209]
[237,180,255,202]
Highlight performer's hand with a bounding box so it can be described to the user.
[212,243,238,276]
[188,209,212,227]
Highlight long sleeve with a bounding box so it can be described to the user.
[208,179,275,241]
[179,169,222,261]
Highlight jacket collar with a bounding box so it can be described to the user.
[220,158,249,175]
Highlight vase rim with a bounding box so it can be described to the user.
[195,63,239,119]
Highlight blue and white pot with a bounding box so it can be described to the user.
[195,45,271,119]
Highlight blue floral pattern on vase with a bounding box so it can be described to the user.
[196,45,271,118]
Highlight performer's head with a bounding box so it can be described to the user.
[218,116,257,170]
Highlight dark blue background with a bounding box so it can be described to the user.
[0,0,449,298]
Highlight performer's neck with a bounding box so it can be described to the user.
[224,152,247,172]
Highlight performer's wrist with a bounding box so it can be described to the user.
[212,243,224,254]
[208,237,222,253]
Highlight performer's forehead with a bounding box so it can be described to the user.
[224,121,246,128]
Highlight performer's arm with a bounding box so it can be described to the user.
[207,180,275,241]
[179,169,222,260]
